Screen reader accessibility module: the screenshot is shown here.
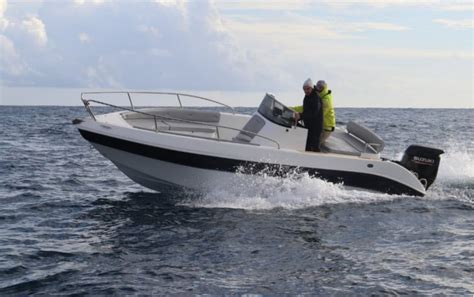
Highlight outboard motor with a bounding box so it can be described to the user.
[399,145,444,189]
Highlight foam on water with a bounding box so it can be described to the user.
[187,170,398,210]
[437,142,474,183]
[426,143,474,204]
[188,144,474,210]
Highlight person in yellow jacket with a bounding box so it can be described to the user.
[292,80,335,146]
[315,80,335,145]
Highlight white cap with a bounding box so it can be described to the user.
[303,78,313,88]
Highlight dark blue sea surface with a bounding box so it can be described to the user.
[0,106,473,295]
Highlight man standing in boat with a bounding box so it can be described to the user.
[315,80,336,146]
[295,78,323,152]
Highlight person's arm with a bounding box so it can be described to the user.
[290,105,303,124]
[291,106,303,113]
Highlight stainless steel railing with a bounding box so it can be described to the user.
[81,91,235,114]
[80,96,281,149]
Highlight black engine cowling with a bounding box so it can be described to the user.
[399,145,444,189]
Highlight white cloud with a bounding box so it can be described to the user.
[138,25,161,38]
[153,0,187,17]
[0,0,6,16]
[0,17,7,31]
[78,32,90,43]
[224,18,354,40]
[85,61,121,89]
[0,1,271,90]
[154,0,179,7]
[21,16,47,47]
[215,0,311,11]
[321,45,474,60]
[321,0,473,11]
[434,19,474,29]
[0,0,8,31]
[74,0,105,6]
[224,16,409,44]
[321,0,432,9]
[367,0,433,6]
[149,48,172,57]
[349,22,409,32]
[218,10,473,107]
[440,3,474,11]
[0,34,28,76]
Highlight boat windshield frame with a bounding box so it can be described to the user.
[257,94,296,128]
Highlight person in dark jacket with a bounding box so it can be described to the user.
[296,78,323,152]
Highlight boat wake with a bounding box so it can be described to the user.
[185,146,473,210]
[427,143,473,203]
[184,168,395,210]
[437,143,473,184]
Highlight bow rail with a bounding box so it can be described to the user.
[81,91,235,114]
[80,97,280,149]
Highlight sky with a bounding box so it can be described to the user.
[0,0,473,107]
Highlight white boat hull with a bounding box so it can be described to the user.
[78,122,427,196]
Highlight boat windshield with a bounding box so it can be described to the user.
[257,94,296,128]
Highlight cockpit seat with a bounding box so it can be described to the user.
[323,122,384,156]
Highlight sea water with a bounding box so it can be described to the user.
[0,106,472,295]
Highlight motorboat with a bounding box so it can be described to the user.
[73,92,444,196]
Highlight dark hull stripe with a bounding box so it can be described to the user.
[78,129,423,196]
